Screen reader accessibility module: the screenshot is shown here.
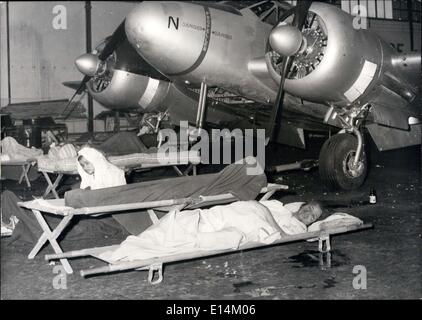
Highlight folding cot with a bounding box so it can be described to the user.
[1,159,37,188]
[18,183,372,284]
[18,184,287,274]
[36,150,201,199]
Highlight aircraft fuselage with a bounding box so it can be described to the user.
[125,1,278,105]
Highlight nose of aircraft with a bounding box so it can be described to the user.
[75,53,100,77]
[125,2,163,54]
[125,1,210,76]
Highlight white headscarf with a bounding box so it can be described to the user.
[77,147,126,190]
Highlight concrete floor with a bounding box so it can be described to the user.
[1,140,421,300]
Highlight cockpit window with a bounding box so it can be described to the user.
[221,1,292,25]
[222,1,261,10]
[249,1,277,16]
[191,1,243,16]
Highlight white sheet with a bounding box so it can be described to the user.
[98,200,363,264]
[1,137,43,161]
[99,201,283,263]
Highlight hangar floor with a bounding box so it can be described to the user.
[1,138,421,300]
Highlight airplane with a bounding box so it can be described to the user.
[66,0,421,191]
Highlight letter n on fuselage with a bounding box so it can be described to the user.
[168,16,179,30]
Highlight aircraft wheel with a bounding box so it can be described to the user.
[319,133,368,191]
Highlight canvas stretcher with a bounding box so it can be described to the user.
[37,150,201,199]
[18,183,288,274]
[45,222,373,284]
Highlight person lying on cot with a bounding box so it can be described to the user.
[1,146,127,242]
[101,200,347,263]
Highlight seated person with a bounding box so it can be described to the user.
[101,200,342,263]
[76,146,126,190]
[1,146,127,243]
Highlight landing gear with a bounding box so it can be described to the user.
[319,104,370,190]
[319,133,368,190]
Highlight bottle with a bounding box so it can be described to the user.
[24,128,31,148]
[369,188,377,204]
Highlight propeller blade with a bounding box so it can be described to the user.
[266,1,313,141]
[267,55,293,140]
[76,75,91,94]
[292,0,312,30]
[62,81,83,91]
[98,20,126,61]
[61,75,90,118]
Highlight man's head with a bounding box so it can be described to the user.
[78,155,95,175]
[293,201,323,226]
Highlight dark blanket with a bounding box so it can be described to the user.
[65,162,267,235]
[97,132,150,156]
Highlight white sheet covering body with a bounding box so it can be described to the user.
[0,137,43,160]
[99,200,314,263]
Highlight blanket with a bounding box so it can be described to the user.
[97,132,152,156]
[65,160,267,235]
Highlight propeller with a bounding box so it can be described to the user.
[266,1,313,142]
[62,81,85,91]
[61,20,126,119]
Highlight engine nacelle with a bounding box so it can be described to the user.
[83,37,171,113]
[266,2,419,108]
[87,70,170,113]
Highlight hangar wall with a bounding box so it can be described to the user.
[0,1,135,118]
[0,2,9,107]
[369,19,421,53]
[6,2,85,105]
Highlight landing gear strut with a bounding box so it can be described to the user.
[188,82,208,143]
[319,104,370,190]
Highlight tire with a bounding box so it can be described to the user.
[319,133,368,191]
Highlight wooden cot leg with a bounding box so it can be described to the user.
[260,190,276,202]
[42,172,63,199]
[19,164,32,188]
[18,165,25,184]
[319,251,332,269]
[147,209,160,225]
[173,166,184,177]
[28,210,74,274]
[136,263,164,285]
[318,235,331,253]
[183,164,195,176]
